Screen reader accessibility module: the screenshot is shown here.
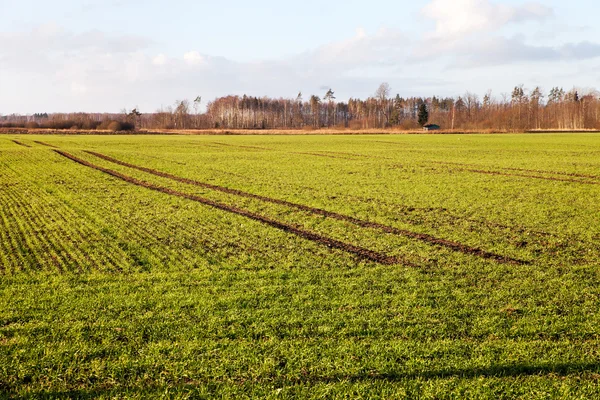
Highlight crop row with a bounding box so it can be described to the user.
[3,136,598,272]
[79,150,528,265]
[0,151,133,272]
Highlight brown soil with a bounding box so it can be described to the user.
[11,140,31,148]
[56,150,412,266]
[464,168,599,185]
[209,143,366,160]
[291,152,353,159]
[432,161,600,185]
[502,166,600,180]
[34,141,58,148]
[83,151,527,265]
[210,142,273,151]
[320,151,393,160]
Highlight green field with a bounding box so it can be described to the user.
[1,133,600,399]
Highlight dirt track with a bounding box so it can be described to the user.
[210,142,273,151]
[56,150,412,266]
[34,141,58,148]
[83,150,527,265]
[432,161,600,185]
[12,140,31,148]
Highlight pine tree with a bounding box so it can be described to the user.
[389,94,402,125]
[418,103,429,126]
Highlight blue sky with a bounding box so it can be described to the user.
[1,0,600,113]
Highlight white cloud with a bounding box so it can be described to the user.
[423,0,552,38]
[292,27,408,71]
[70,82,88,95]
[2,13,600,114]
[183,51,207,66]
[445,36,600,68]
[152,54,167,66]
[412,0,600,68]
[0,24,151,55]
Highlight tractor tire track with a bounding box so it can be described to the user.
[432,161,600,184]
[11,140,31,148]
[83,151,526,265]
[210,142,273,151]
[57,150,410,266]
[463,168,599,185]
[503,166,600,180]
[319,151,393,160]
[34,141,58,148]
[208,141,379,161]
[290,151,353,159]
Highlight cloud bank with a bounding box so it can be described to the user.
[1,0,599,113]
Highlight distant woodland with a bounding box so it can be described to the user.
[3,84,600,131]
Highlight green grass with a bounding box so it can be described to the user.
[1,133,600,398]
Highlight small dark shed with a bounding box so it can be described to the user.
[423,124,441,131]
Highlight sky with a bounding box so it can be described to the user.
[1,0,600,113]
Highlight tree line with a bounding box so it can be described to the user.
[2,84,600,131]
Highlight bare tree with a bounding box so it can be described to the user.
[174,100,190,129]
[375,82,391,126]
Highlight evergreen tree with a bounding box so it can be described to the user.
[418,103,429,126]
[389,94,402,125]
[324,89,335,102]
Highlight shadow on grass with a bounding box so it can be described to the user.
[8,362,600,398]
[322,361,600,382]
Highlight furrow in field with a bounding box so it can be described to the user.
[291,151,355,160]
[34,141,58,148]
[20,186,127,273]
[210,142,273,151]
[57,150,411,266]
[504,166,600,180]
[27,145,238,271]
[207,141,385,161]
[462,168,599,185]
[11,140,31,148]
[0,197,26,273]
[432,161,600,184]
[0,164,87,272]
[0,187,19,273]
[1,151,129,272]
[212,167,565,243]
[83,150,527,265]
[318,150,392,160]
[0,186,55,272]
[193,161,563,243]
[208,141,365,160]
[41,155,202,270]
[1,186,75,273]
[1,171,118,273]
[53,149,309,268]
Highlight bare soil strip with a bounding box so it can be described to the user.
[320,151,393,160]
[209,142,357,160]
[56,150,410,266]
[464,168,600,184]
[210,142,273,151]
[83,151,526,265]
[209,142,379,160]
[12,140,31,148]
[34,141,58,148]
[432,161,600,185]
[431,161,600,185]
[503,166,600,180]
[291,151,351,159]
